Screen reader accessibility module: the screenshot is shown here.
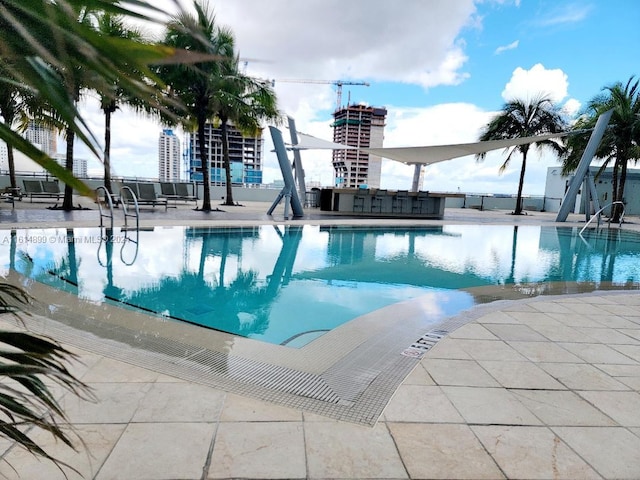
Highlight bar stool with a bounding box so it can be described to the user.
[371,189,387,213]
[412,191,430,214]
[392,190,409,213]
[353,190,367,212]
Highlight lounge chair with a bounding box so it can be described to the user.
[22,179,63,202]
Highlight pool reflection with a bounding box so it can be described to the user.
[3,225,640,347]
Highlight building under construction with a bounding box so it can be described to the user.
[332,104,387,189]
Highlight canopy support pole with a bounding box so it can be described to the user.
[556,109,613,222]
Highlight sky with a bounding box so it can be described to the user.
[75,0,639,195]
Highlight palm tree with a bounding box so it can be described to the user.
[158,0,235,212]
[0,0,184,194]
[562,77,640,222]
[212,56,280,206]
[477,95,567,215]
[92,11,146,195]
[0,63,29,194]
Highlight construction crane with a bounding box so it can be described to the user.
[271,79,370,110]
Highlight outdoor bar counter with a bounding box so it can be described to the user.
[319,188,462,219]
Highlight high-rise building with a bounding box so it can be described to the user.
[25,122,57,157]
[187,122,263,185]
[332,104,387,189]
[54,154,87,178]
[158,129,181,181]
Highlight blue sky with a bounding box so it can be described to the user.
[76,0,638,195]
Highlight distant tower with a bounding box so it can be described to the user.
[187,122,263,185]
[53,154,87,177]
[331,104,387,188]
[159,129,181,181]
[25,122,57,156]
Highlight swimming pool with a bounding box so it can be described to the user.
[3,224,640,347]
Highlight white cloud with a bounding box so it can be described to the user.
[501,63,570,103]
[535,3,593,27]
[213,0,477,89]
[494,40,519,55]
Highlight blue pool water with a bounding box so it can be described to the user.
[2,224,640,347]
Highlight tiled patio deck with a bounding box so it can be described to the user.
[1,198,639,479]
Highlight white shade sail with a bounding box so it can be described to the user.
[292,131,569,165]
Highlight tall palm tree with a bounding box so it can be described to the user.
[212,56,280,205]
[562,77,640,222]
[158,0,235,212]
[92,11,146,195]
[477,95,566,215]
[0,63,29,194]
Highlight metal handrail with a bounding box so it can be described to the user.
[579,201,625,236]
[96,186,114,230]
[119,186,139,231]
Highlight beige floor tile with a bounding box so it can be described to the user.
[577,391,640,426]
[453,339,527,361]
[478,360,565,389]
[79,356,160,383]
[132,382,226,422]
[539,362,630,390]
[596,363,640,377]
[400,362,435,385]
[548,312,603,328]
[558,342,639,364]
[618,376,640,390]
[483,323,549,342]
[389,423,503,479]
[220,393,302,422]
[423,358,500,387]
[476,310,520,324]
[208,421,306,479]
[577,327,640,344]
[97,422,214,480]
[612,344,640,361]
[530,302,574,314]
[305,421,407,479]
[473,425,601,479]
[508,340,584,363]
[512,390,617,426]
[527,323,598,343]
[0,424,125,480]
[61,382,153,424]
[448,323,498,339]
[586,314,640,328]
[383,384,464,423]
[557,302,615,317]
[504,311,562,325]
[619,328,640,340]
[598,304,640,316]
[441,386,542,425]
[425,338,473,359]
[553,426,640,479]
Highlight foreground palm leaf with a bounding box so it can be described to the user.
[0,281,93,468]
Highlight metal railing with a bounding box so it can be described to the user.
[579,201,625,236]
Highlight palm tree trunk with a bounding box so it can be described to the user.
[221,118,234,205]
[7,145,17,192]
[514,149,528,215]
[613,155,628,222]
[611,158,621,221]
[104,109,113,194]
[198,120,212,211]
[62,127,74,211]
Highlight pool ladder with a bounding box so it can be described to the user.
[96,186,140,266]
